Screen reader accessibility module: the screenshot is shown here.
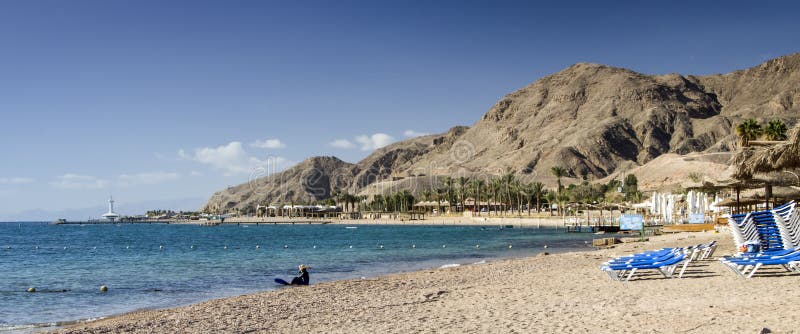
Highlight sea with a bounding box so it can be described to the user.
[0,222,602,332]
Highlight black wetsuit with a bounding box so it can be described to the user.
[290,270,309,285]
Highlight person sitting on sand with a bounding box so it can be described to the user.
[290,265,310,285]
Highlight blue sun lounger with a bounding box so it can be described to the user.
[719,249,800,278]
[601,250,692,281]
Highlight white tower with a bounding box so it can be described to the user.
[102,196,120,221]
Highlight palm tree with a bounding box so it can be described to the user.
[457,176,469,213]
[530,182,545,215]
[550,166,567,193]
[501,172,516,215]
[491,178,502,216]
[521,182,533,215]
[471,179,485,216]
[557,192,570,221]
[764,119,788,141]
[545,192,556,216]
[435,187,445,214]
[443,176,454,214]
[513,179,524,215]
[736,119,762,147]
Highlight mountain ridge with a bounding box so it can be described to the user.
[204,53,800,212]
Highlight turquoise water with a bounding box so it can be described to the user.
[0,222,599,331]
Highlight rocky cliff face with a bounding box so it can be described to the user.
[204,53,800,210]
[203,156,354,212]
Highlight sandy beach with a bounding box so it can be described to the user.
[47,229,800,333]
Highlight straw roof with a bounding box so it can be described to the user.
[734,125,800,180]
[715,197,763,207]
[413,201,449,207]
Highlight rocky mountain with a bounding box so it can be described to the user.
[203,156,354,213]
[204,53,800,211]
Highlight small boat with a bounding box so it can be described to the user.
[51,218,67,225]
[345,226,358,229]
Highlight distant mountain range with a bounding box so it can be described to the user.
[0,197,206,222]
[204,53,800,212]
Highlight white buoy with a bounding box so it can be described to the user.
[190,245,195,249]
[63,246,68,250]
[379,245,384,249]
[412,244,416,248]
[256,245,260,249]
[283,245,288,249]
[35,246,39,249]
[313,245,317,249]
[93,246,97,250]
[476,245,480,248]
[224,246,228,250]
[100,285,108,292]
[126,246,130,249]
[349,245,353,249]
[508,245,513,249]
[543,245,548,249]
[442,245,446,248]
[159,245,164,250]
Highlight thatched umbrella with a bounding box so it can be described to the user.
[734,125,800,180]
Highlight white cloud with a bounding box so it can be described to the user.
[178,149,190,159]
[403,130,429,138]
[117,172,181,187]
[180,141,289,176]
[250,138,286,149]
[190,171,203,177]
[51,174,108,189]
[0,177,35,184]
[329,139,356,149]
[355,133,395,151]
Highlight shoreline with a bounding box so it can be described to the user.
[28,236,588,333]
[47,229,800,333]
[5,222,590,333]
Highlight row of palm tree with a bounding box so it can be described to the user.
[367,191,415,212]
[330,190,367,213]
[268,166,638,217]
[412,172,551,216]
[736,119,789,147]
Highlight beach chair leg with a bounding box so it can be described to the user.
[691,248,701,261]
[724,262,745,278]
[625,268,637,281]
[746,263,762,279]
[739,265,753,278]
[678,260,691,278]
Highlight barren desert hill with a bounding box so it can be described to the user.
[204,53,800,212]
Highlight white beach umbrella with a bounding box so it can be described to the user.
[667,195,675,223]
[651,192,658,214]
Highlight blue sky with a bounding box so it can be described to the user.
[1,0,798,218]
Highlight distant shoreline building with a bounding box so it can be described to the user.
[101,196,120,221]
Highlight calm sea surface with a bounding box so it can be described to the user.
[0,222,601,331]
